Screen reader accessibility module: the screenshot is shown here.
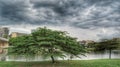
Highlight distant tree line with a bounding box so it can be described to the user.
[88,38,120,59]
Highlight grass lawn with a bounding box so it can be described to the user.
[0,59,120,67]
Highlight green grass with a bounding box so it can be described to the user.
[0,59,120,67]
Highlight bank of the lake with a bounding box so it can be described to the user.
[6,50,120,61]
[0,59,120,67]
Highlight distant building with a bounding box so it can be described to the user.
[0,37,8,51]
[0,27,9,38]
[0,37,8,61]
[80,40,94,45]
[80,40,95,48]
[10,32,27,38]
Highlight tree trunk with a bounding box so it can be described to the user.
[51,55,55,63]
[109,49,112,59]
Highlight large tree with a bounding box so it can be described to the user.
[31,27,86,63]
[95,38,119,59]
[9,27,86,63]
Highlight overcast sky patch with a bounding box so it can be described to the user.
[0,0,120,41]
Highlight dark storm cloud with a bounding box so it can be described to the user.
[0,0,31,24]
[0,0,120,29]
[30,0,80,16]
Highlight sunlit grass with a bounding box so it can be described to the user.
[0,59,120,67]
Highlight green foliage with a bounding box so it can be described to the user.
[9,27,86,63]
[31,27,86,62]
[95,38,119,51]
[93,38,120,59]
[9,35,37,57]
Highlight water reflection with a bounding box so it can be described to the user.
[5,50,120,61]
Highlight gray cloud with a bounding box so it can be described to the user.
[0,0,120,40]
[0,0,31,24]
[0,0,119,27]
[97,28,120,40]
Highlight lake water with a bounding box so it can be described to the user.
[2,50,119,61]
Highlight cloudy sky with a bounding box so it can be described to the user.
[0,0,120,41]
